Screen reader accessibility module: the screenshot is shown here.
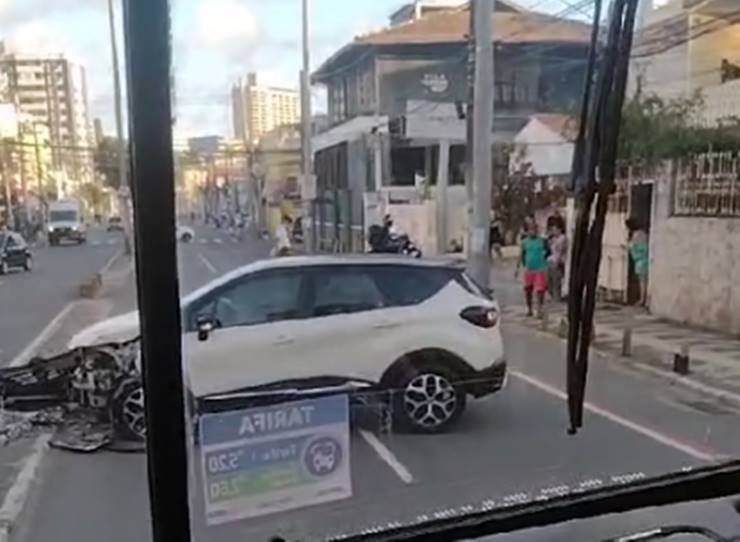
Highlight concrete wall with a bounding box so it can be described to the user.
[650,177,740,334]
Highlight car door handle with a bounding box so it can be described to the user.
[373,321,400,330]
[273,336,294,345]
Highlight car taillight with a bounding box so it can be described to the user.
[460,306,498,328]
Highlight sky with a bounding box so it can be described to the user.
[0,0,570,139]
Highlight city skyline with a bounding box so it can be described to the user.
[0,0,562,139]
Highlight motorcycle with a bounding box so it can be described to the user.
[367,224,423,258]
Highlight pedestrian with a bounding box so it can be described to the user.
[273,215,293,257]
[516,221,550,317]
[489,216,504,261]
[547,222,568,302]
[546,207,566,233]
[626,218,649,308]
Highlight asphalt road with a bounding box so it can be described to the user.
[0,227,121,365]
[10,238,740,542]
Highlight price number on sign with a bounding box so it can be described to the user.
[207,451,242,474]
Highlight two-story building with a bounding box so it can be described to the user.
[310,1,591,252]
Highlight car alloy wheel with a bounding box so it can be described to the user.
[115,381,146,441]
[402,372,460,430]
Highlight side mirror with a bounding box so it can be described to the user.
[196,315,216,342]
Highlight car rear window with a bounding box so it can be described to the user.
[368,265,457,307]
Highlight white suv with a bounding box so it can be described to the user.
[70,255,506,433]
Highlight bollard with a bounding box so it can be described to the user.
[622,309,634,357]
[540,304,549,331]
[673,343,690,375]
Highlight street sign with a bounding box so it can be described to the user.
[199,394,352,524]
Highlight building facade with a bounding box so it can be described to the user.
[310,3,591,252]
[231,72,300,146]
[0,53,94,194]
[630,0,740,125]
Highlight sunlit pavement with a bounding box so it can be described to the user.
[9,239,740,542]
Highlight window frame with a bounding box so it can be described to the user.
[183,268,311,332]
[306,264,387,317]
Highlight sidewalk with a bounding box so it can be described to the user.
[502,302,740,402]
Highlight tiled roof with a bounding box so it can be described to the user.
[356,8,592,46]
[314,7,592,80]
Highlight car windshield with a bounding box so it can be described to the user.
[1,1,739,541]
[48,210,78,222]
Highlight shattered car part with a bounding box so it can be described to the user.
[0,339,145,450]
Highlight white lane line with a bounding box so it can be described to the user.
[9,302,79,367]
[0,434,51,542]
[214,238,223,244]
[510,370,719,462]
[358,429,414,484]
[198,253,218,274]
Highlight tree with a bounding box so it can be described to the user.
[618,86,740,164]
[78,182,106,216]
[94,137,123,189]
[491,144,536,241]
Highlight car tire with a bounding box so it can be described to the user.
[182,232,193,243]
[23,256,32,272]
[0,260,7,275]
[112,379,146,441]
[391,361,466,433]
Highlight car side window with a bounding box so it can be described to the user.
[312,267,385,316]
[370,266,455,306]
[192,271,304,329]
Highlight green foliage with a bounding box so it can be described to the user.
[618,88,740,164]
[94,137,123,189]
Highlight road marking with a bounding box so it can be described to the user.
[214,238,223,244]
[510,370,719,462]
[106,239,117,245]
[91,241,100,246]
[358,429,414,484]
[199,239,208,244]
[0,434,51,542]
[9,302,79,367]
[198,253,218,274]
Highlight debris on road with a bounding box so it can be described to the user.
[0,339,145,452]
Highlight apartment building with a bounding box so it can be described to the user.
[231,72,300,146]
[0,53,94,191]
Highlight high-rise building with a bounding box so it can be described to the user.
[0,53,94,193]
[231,72,300,145]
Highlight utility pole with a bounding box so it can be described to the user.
[300,0,314,252]
[464,0,476,256]
[107,0,133,255]
[468,0,494,288]
[1,142,14,229]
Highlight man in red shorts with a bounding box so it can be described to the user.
[516,221,550,317]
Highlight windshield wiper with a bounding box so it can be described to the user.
[566,0,639,433]
[604,525,740,542]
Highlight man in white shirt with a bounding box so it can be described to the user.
[274,215,293,257]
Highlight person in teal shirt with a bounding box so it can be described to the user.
[516,221,550,317]
[627,220,649,308]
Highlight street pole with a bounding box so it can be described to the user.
[300,0,314,252]
[107,0,133,256]
[1,143,14,229]
[468,0,494,288]
[464,0,476,256]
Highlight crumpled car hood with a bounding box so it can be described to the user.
[68,311,140,349]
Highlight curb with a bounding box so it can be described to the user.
[0,434,50,542]
[503,321,740,409]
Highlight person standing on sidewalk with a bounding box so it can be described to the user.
[547,222,568,302]
[626,218,649,308]
[489,215,504,261]
[516,222,550,317]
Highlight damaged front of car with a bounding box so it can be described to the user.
[0,316,145,452]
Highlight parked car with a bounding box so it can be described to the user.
[68,255,507,434]
[176,225,195,242]
[0,231,32,274]
[107,216,124,232]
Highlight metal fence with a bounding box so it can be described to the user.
[673,152,740,217]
